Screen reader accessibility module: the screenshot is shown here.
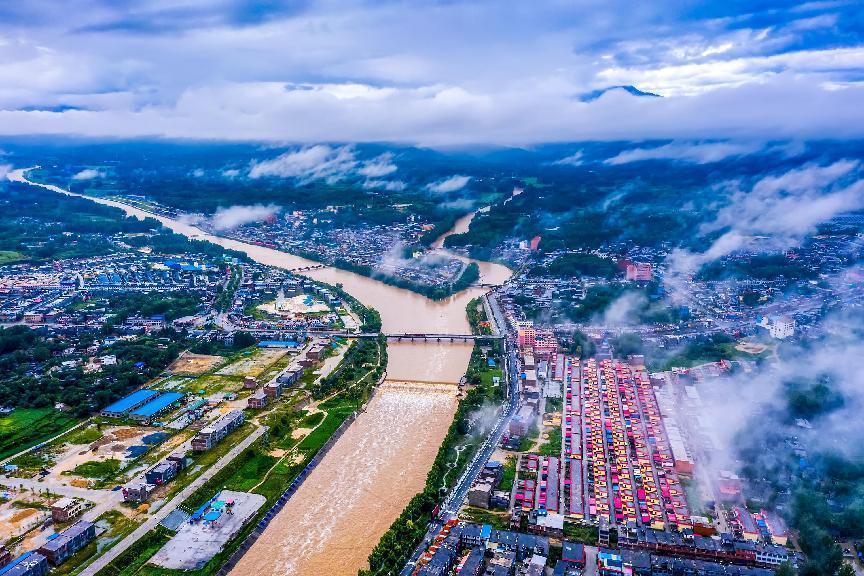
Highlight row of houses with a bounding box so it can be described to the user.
[192,410,244,451]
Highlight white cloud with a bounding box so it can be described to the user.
[210,204,281,231]
[71,168,105,180]
[667,160,864,279]
[363,179,406,191]
[358,153,397,177]
[426,175,471,194]
[606,140,807,165]
[605,141,763,164]
[221,168,241,178]
[552,151,584,166]
[0,2,861,144]
[598,46,864,97]
[190,168,205,178]
[0,76,861,145]
[248,145,357,183]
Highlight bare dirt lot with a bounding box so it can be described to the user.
[735,342,769,354]
[0,500,48,541]
[168,352,225,375]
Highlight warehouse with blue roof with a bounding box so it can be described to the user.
[101,389,159,418]
[0,551,48,576]
[130,392,185,423]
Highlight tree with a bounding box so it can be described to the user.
[233,331,257,349]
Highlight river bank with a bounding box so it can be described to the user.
[8,167,513,575]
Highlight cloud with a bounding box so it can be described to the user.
[665,160,864,282]
[221,168,241,178]
[700,310,864,473]
[600,291,647,326]
[210,204,280,231]
[363,179,406,191]
[71,168,105,180]
[701,160,862,243]
[439,198,476,211]
[248,145,357,183]
[358,153,397,177]
[190,168,205,178]
[177,212,206,226]
[0,164,11,180]
[0,1,862,144]
[552,151,584,166]
[605,141,765,165]
[427,175,471,194]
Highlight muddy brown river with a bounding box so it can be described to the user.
[10,168,512,575]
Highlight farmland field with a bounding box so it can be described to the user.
[0,408,79,460]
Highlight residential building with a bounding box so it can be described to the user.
[192,410,244,451]
[38,521,96,566]
[247,390,269,409]
[50,498,85,523]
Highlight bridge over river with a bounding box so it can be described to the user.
[244,329,503,342]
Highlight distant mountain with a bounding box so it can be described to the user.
[579,85,662,102]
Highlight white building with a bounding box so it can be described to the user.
[769,316,795,339]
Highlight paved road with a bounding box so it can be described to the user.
[78,425,267,576]
[440,292,518,515]
[402,292,519,573]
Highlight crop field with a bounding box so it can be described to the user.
[0,408,79,460]
[216,349,288,378]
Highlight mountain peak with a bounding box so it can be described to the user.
[579,85,662,102]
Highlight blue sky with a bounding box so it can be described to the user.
[0,0,863,144]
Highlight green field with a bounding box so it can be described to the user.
[0,408,79,460]
[73,458,122,481]
[65,425,103,445]
[0,250,25,265]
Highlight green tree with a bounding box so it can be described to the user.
[233,331,257,349]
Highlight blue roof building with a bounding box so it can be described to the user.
[130,392,184,422]
[101,389,158,417]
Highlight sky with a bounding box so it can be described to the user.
[1,0,863,144]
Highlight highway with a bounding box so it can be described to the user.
[78,425,267,576]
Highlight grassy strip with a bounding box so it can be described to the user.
[499,455,517,492]
[538,427,562,457]
[460,506,510,530]
[94,526,173,576]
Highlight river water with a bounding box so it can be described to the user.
[9,168,511,575]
